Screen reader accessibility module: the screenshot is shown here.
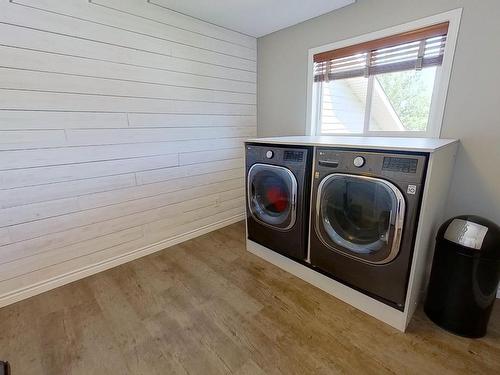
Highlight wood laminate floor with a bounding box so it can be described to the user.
[0,221,499,374]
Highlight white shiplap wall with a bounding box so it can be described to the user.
[0,0,256,306]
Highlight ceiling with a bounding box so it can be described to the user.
[151,0,356,38]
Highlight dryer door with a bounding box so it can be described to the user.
[316,174,405,264]
[247,163,297,231]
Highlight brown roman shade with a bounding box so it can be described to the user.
[314,22,449,82]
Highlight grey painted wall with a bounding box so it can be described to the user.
[257,0,500,224]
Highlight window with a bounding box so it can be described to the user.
[308,13,460,138]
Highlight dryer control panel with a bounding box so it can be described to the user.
[246,144,308,165]
[284,150,305,162]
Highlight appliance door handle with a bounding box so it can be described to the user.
[382,210,392,244]
[390,197,405,253]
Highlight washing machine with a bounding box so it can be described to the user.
[309,148,428,310]
[246,143,312,261]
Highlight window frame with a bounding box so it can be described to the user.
[306,9,462,138]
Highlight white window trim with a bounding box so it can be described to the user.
[305,9,462,138]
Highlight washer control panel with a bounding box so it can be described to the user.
[314,148,427,184]
[382,157,418,173]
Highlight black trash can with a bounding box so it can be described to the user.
[424,215,500,338]
[0,361,11,375]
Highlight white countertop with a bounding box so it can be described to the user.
[246,136,458,153]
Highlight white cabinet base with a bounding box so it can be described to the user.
[247,239,408,331]
[245,140,458,332]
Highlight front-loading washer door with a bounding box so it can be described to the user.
[316,174,405,264]
[247,163,297,231]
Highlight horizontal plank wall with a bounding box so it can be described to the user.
[0,0,256,306]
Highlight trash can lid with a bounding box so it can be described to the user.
[439,215,500,260]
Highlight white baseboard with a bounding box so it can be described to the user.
[246,239,408,332]
[0,214,245,309]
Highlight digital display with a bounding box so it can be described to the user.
[284,150,304,162]
[382,157,418,173]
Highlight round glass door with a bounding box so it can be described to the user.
[247,163,297,230]
[316,174,405,264]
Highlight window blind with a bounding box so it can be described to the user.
[314,22,449,83]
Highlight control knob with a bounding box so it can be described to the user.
[265,150,274,159]
[353,156,365,167]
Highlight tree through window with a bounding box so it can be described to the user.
[313,23,448,136]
